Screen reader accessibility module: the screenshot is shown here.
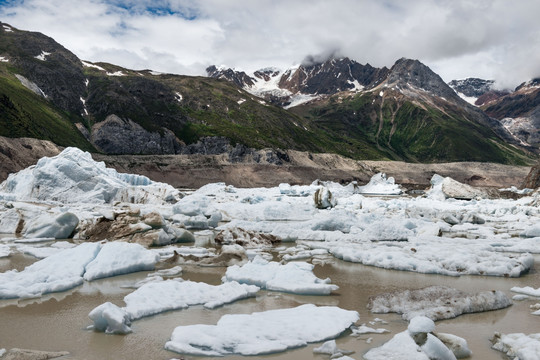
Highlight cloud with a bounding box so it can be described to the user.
[1,0,540,87]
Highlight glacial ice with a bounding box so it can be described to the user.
[313,340,353,357]
[164,304,359,356]
[368,285,512,320]
[223,256,339,295]
[0,242,101,299]
[83,242,159,281]
[356,173,402,195]
[0,147,180,204]
[23,212,79,239]
[0,244,11,258]
[351,324,389,335]
[89,280,259,334]
[0,242,159,299]
[364,316,467,360]
[320,238,533,277]
[511,286,540,297]
[491,332,540,360]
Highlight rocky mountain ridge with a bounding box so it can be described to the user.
[481,78,540,148]
[0,22,535,165]
[207,57,390,108]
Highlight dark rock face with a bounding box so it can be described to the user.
[387,58,460,101]
[278,58,389,95]
[180,136,291,164]
[448,78,496,98]
[1,22,86,115]
[515,78,540,92]
[206,65,255,88]
[91,115,183,155]
[207,58,389,99]
[180,136,231,155]
[475,90,509,106]
[483,79,540,148]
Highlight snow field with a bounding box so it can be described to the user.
[89,280,259,334]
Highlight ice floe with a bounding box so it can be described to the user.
[511,286,540,298]
[364,316,469,360]
[89,280,259,334]
[368,285,512,321]
[491,332,540,360]
[223,256,339,295]
[0,242,158,299]
[164,304,359,356]
[0,242,100,299]
[0,147,180,204]
[314,237,533,277]
[83,242,158,281]
[351,324,389,335]
[0,244,10,258]
[313,340,354,357]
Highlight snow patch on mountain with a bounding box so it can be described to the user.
[81,60,105,71]
[14,74,48,98]
[34,51,51,61]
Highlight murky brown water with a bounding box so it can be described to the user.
[1,250,538,359]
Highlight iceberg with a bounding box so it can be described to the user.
[356,173,402,195]
[223,256,338,295]
[0,147,180,204]
[89,280,259,334]
[164,304,359,356]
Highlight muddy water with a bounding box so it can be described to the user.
[0,251,538,359]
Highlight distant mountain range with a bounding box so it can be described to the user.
[0,22,537,164]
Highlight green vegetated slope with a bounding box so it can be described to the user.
[291,90,531,164]
[83,63,358,154]
[0,65,94,151]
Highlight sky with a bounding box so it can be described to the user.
[1,0,539,89]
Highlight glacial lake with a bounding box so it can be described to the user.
[0,247,538,359]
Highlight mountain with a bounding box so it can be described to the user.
[482,78,540,148]
[447,78,510,107]
[288,58,530,163]
[0,22,533,165]
[0,22,341,157]
[207,58,389,108]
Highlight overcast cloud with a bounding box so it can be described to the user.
[1,0,539,89]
